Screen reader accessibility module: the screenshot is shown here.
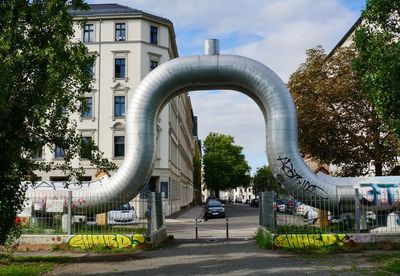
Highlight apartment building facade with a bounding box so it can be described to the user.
[35,4,196,216]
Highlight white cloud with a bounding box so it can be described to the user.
[88,0,365,173]
[189,90,266,171]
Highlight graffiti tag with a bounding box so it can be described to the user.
[273,234,348,248]
[68,234,145,249]
[277,156,328,199]
[359,183,400,207]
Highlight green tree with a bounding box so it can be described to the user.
[193,154,202,205]
[288,46,399,176]
[353,0,400,136]
[252,166,283,195]
[203,133,251,198]
[0,0,116,247]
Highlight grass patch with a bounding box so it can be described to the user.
[382,258,400,274]
[0,256,73,276]
[255,227,273,249]
[365,252,400,274]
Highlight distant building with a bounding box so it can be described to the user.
[35,4,196,216]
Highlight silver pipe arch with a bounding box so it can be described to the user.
[27,45,400,211]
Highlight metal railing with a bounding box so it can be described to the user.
[260,188,400,234]
[17,192,165,235]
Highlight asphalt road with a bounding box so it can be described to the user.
[46,203,385,275]
[166,202,259,241]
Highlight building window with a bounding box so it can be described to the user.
[50,176,68,182]
[114,58,126,79]
[54,145,65,158]
[79,176,92,181]
[32,146,43,160]
[150,26,158,44]
[114,136,125,157]
[114,96,125,117]
[87,64,94,78]
[81,97,93,118]
[150,60,158,71]
[80,137,92,159]
[115,23,126,41]
[83,24,94,42]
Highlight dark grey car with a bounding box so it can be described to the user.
[205,201,225,219]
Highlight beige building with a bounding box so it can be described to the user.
[35,4,196,216]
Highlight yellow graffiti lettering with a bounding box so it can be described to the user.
[116,235,132,248]
[69,234,146,249]
[273,235,290,247]
[132,234,145,244]
[273,234,348,249]
[309,234,324,247]
[69,235,84,248]
[286,234,299,248]
[321,234,337,246]
[296,234,310,248]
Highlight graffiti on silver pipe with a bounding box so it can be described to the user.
[277,156,328,199]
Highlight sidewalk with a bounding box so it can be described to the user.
[165,204,204,222]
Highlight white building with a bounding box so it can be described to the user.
[35,4,196,216]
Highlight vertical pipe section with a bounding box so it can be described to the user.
[96,19,102,146]
[355,188,360,233]
[204,39,220,55]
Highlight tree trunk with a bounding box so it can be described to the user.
[375,162,383,176]
[215,188,220,199]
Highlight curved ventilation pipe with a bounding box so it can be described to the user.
[26,39,400,212]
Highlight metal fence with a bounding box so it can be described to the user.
[260,187,400,234]
[17,192,165,235]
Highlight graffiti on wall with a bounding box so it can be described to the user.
[273,234,350,248]
[68,233,145,249]
[277,156,328,199]
[359,183,400,207]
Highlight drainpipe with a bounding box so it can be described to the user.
[97,19,102,146]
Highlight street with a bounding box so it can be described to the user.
[46,203,381,275]
[165,202,259,241]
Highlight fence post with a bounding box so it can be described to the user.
[260,191,275,232]
[226,218,229,239]
[146,193,152,237]
[67,191,72,235]
[355,188,360,233]
[195,219,198,239]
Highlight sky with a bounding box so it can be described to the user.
[88,0,366,174]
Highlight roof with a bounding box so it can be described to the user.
[70,3,178,57]
[326,16,362,58]
[71,3,172,24]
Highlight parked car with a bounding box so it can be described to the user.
[235,197,243,203]
[275,199,287,213]
[285,200,297,214]
[205,196,219,205]
[296,203,317,217]
[250,198,259,208]
[204,201,225,219]
[107,203,137,225]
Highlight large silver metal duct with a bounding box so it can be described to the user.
[26,39,400,211]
